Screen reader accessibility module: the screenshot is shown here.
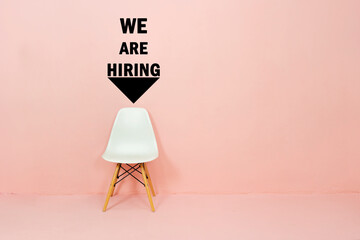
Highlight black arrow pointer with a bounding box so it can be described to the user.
[108,77,159,103]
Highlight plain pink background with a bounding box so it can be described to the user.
[0,0,359,195]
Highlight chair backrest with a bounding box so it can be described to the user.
[103,107,158,161]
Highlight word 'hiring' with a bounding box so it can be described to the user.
[107,63,160,77]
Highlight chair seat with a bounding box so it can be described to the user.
[102,152,158,164]
[102,107,159,164]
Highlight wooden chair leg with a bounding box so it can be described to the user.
[144,163,156,196]
[140,163,155,212]
[103,163,120,212]
[110,164,121,197]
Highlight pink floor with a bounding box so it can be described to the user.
[0,194,359,239]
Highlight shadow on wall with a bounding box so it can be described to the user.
[148,110,180,194]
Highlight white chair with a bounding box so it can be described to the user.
[102,107,158,212]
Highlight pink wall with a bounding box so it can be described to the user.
[1,0,360,194]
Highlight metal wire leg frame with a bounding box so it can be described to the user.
[115,164,145,187]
